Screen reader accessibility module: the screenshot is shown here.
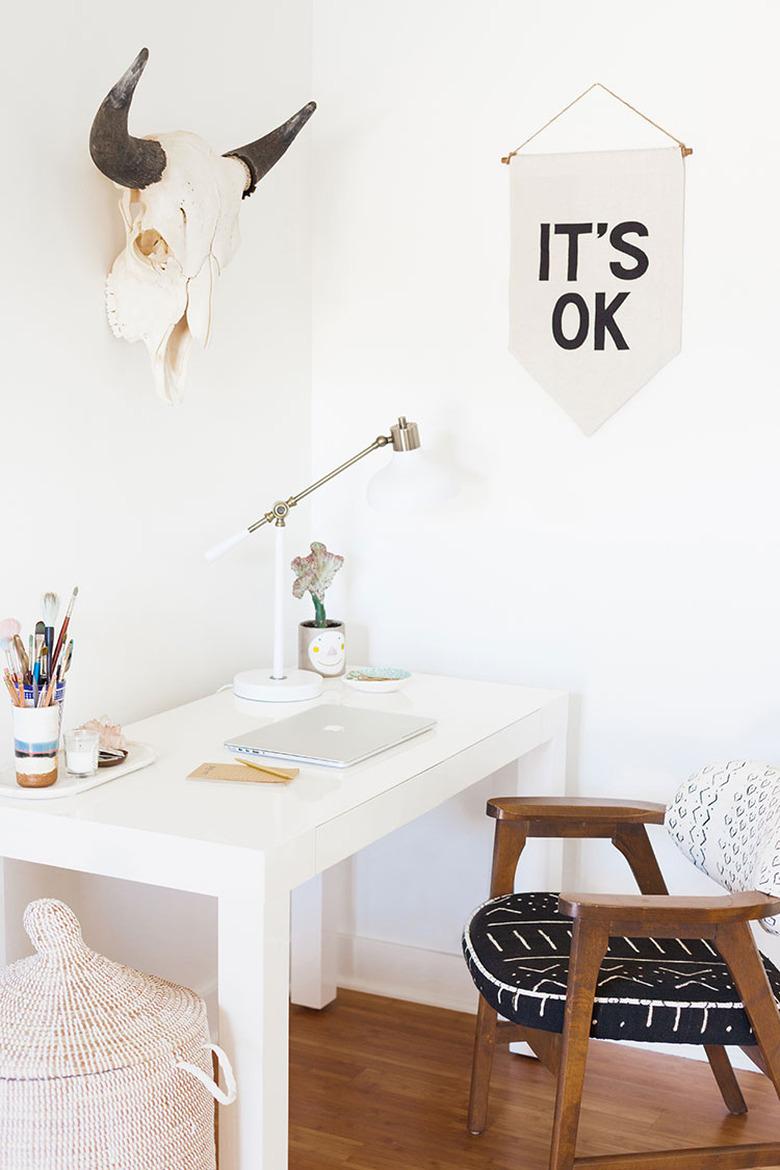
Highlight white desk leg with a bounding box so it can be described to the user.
[218,888,290,1170]
[290,871,338,1009]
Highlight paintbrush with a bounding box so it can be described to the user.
[60,639,74,676]
[42,639,73,707]
[3,670,20,706]
[0,619,21,679]
[33,620,45,683]
[41,668,56,708]
[50,586,78,677]
[12,634,30,681]
[35,648,49,706]
[42,592,58,686]
[0,638,15,679]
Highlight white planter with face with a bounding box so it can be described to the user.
[298,621,346,678]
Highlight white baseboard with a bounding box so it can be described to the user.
[337,932,478,1014]
[335,933,757,1073]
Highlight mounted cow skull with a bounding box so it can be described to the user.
[90,48,315,403]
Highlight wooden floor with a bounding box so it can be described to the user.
[289,990,780,1169]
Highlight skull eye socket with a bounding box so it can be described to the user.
[135,229,169,260]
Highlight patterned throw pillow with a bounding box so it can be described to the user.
[665,761,780,935]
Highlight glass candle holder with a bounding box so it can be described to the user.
[64,728,100,778]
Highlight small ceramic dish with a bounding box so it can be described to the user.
[98,748,129,769]
[344,667,412,694]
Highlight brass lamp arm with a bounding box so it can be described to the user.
[249,435,391,531]
[205,417,419,564]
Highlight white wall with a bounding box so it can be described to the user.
[311,0,780,1037]
[5,0,780,1073]
[0,0,313,987]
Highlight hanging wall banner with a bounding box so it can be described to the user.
[509,147,685,435]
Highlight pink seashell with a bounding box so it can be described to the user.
[0,618,21,640]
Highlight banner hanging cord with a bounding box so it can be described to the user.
[501,81,693,164]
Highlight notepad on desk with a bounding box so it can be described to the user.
[188,761,299,785]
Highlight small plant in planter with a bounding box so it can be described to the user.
[291,542,346,677]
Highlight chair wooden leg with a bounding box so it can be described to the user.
[468,996,497,1135]
[548,921,608,1170]
[716,921,780,1097]
[468,818,529,1135]
[498,1021,562,1075]
[614,826,747,1115]
[740,1044,768,1075]
[703,1045,747,1115]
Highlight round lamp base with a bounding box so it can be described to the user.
[233,668,324,703]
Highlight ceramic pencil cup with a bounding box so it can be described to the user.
[13,704,61,788]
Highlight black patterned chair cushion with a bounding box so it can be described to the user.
[463,891,780,1045]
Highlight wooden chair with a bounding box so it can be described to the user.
[462,762,780,1170]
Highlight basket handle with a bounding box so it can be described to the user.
[176,1043,237,1106]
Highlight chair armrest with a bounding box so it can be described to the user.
[487,797,666,825]
[557,890,780,937]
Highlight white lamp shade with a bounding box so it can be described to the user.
[366,448,455,513]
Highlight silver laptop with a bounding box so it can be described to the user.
[225,704,436,768]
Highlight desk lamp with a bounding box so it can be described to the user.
[206,417,444,702]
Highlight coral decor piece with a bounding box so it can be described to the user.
[90,48,316,404]
[291,542,344,628]
[79,717,128,753]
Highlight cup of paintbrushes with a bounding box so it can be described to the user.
[13,704,61,788]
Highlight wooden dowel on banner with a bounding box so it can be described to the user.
[502,81,693,164]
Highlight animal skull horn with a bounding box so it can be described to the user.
[89,48,316,404]
[90,48,317,198]
[89,48,167,190]
[225,101,317,197]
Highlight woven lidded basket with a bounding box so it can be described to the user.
[0,900,235,1170]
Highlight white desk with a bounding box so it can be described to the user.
[0,673,567,1169]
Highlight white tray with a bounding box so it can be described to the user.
[0,742,157,800]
